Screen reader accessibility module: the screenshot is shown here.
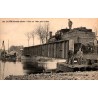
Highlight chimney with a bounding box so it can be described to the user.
[49,31,52,38]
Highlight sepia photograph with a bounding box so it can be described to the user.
[0,18,98,80]
[1,1,98,98]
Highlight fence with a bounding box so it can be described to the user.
[23,40,69,59]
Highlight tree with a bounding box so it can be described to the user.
[44,22,49,43]
[25,32,31,46]
[30,31,35,46]
[35,23,49,44]
[9,45,23,53]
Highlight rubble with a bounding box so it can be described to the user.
[5,71,98,80]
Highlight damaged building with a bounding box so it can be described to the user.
[48,27,96,45]
[23,26,97,59]
[48,27,97,54]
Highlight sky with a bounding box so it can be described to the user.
[0,18,98,50]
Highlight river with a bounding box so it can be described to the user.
[0,60,58,80]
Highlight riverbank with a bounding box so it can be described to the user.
[5,71,98,80]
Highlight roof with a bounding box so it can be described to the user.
[60,29,70,32]
[73,27,92,32]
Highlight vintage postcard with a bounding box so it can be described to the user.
[0,18,98,80]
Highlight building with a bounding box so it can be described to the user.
[48,27,97,54]
[48,27,96,45]
[23,27,97,59]
[23,40,69,59]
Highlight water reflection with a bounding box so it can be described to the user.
[0,61,5,79]
[0,60,58,80]
[38,62,57,72]
[0,61,24,80]
[22,62,44,74]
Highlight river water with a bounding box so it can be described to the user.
[0,60,58,80]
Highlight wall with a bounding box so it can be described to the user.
[23,40,69,59]
[62,30,96,45]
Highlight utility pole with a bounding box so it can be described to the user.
[2,41,5,58]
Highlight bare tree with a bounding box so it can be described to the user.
[44,22,49,43]
[30,31,35,46]
[25,32,31,46]
[35,23,49,44]
[36,25,45,44]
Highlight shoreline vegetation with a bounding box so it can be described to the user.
[5,71,98,80]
